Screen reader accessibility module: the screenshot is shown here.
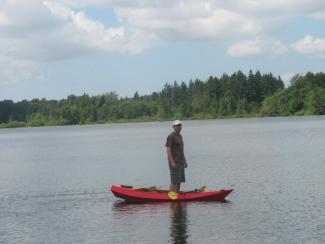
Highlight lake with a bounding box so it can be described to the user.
[1,117,325,243]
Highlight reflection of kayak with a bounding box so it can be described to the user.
[111,185,233,203]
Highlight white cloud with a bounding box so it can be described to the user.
[44,1,129,53]
[58,0,263,41]
[1,0,324,62]
[227,38,288,57]
[43,1,71,20]
[310,10,325,19]
[0,1,158,64]
[0,0,160,86]
[227,39,261,57]
[115,8,260,41]
[291,35,325,57]
[229,0,325,14]
[63,0,325,17]
[59,0,325,50]
[44,1,158,55]
[0,56,39,86]
[0,12,11,26]
[1,0,325,87]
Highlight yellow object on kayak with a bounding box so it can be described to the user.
[168,191,178,200]
[168,186,205,199]
[199,186,206,192]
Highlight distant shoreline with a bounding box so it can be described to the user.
[1,113,321,129]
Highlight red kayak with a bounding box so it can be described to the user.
[111,185,233,203]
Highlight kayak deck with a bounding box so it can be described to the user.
[111,185,233,203]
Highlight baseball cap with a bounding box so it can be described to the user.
[173,120,182,126]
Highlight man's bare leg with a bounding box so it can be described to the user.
[170,182,176,192]
[175,183,181,193]
[170,183,181,193]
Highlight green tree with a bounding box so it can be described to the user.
[28,113,47,126]
[305,88,325,115]
[218,96,236,116]
[236,97,248,115]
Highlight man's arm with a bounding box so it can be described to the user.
[167,147,176,169]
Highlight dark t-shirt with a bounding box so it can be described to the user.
[166,131,186,165]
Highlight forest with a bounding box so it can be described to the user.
[1,70,324,128]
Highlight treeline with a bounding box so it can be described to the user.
[261,72,325,116]
[0,70,324,128]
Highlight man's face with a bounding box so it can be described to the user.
[174,124,182,133]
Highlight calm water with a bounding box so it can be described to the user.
[1,117,325,244]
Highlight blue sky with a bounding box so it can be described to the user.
[1,0,325,101]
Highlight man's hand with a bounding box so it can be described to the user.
[171,162,177,169]
[167,147,176,169]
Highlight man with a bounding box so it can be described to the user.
[166,120,188,193]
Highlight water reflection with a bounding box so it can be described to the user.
[169,202,188,244]
[112,201,189,243]
[112,201,170,216]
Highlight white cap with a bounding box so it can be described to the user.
[173,120,182,126]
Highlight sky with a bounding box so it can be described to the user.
[0,0,325,101]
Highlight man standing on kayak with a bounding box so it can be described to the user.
[166,120,188,193]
